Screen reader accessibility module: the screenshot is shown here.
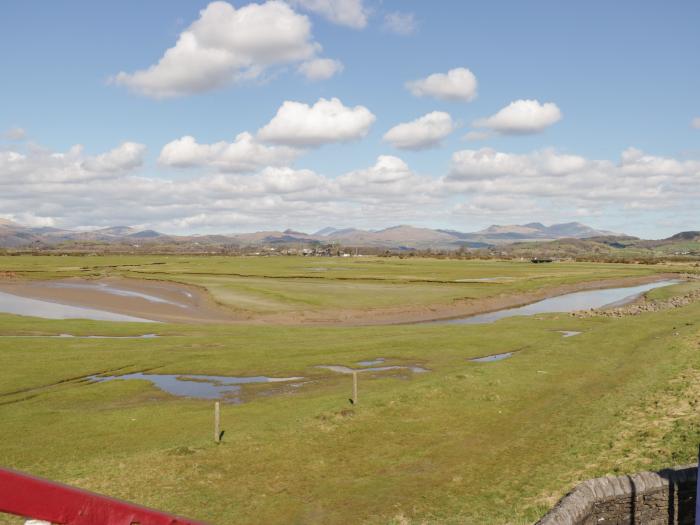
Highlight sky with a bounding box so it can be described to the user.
[1,0,699,238]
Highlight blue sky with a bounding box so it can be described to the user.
[1,0,699,237]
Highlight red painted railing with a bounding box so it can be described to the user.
[0,467,209,525]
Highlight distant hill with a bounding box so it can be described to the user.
[471,221,618,241]
[0,221,168,248]
[0,219,44,247]
[666,231,700,241]
[128,229,164,239]
[1,219,697,257]
[496,232,700,260]
[325,225,457,248]
[307,222,623,249]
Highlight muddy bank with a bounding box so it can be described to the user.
[0,273,681,326]
[0,277,238,324]
[572,282,700,319]
[428,279,680,325]
[262,273,680,326]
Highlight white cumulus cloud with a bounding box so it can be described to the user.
[158,133,300,173]
[383,111,454,150]
[81,142,147,173]
[257,97,375,146]
[112,1,324,98]
[449,148,533,180]
[297,58,344,80]
[448,148,591,181]
[3,139,699,235]
[619,147,685,176]
[260,166,326,193]
[446,146,700,218]
[406,68,478,102]
[692,117,700,129]
[0,142,146,184]
[339,155,412,185]
[288,0,368,28]
[337,155,437,198]
[473,99,562,135]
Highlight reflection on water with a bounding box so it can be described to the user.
[469,352,513,363]
[50,282,187,308]
[0,291,155,322]
[89,372,304,402]
[436,280,680,325]
[317,364,428,374]
[558,331,582,338]
[356,358,385,366]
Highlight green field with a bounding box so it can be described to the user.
[1,256,699,524]
[0,255,672,318]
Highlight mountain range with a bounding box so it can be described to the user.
[0,219,629,250]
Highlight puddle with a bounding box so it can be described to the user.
[0,291,156,322]
[435,280,680,325]
[469,352,513,363]
[558,331,581,338]
[0,333,158,339]
[317,364,428,374]
[50,282,187,308]
[88,373,304,402]
[356,358,385,366]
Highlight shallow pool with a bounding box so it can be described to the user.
[435,279,679,325]
[469,352,513,363]
[49,282,187,308]
[89,372,304,402]
[0,291,155,322]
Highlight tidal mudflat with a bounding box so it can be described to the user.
[0,277,233,323]
[0,255,675,326]
[0,290,155,322]
[434,279,679,325]
[49,281,188,308]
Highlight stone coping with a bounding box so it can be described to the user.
[536,464,697,524]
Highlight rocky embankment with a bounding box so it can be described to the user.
[572,275,700,319]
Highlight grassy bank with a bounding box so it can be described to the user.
[1,296,699,523]
[0,255,676,321]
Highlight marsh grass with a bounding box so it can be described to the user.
[0,255,670,316]
[0,257,698,524]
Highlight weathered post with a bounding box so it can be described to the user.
[214,401,221,443]
[352,371,358,405]
[695,444,699,524]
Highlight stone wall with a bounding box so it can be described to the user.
[536,464,697,524]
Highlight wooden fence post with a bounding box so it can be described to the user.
[695,443,699,524]
[214,401,220,443]
[352,372,358,405]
